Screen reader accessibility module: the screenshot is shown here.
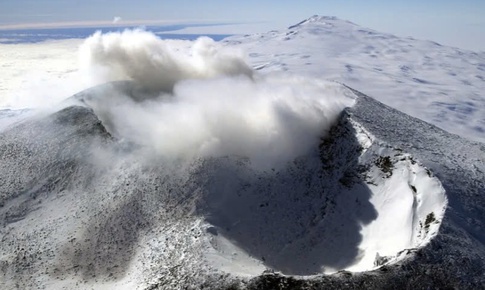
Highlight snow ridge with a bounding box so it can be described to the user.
[288,15,341,29]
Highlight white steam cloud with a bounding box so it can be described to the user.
[79,30,253,92]
[78,30,354,168]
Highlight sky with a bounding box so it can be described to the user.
[0,0,484,51]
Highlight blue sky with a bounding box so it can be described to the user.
[0,0,484,51]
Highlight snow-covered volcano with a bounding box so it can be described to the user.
[0,16,484,290]
[0,81,449,288]
[228,15,485,143]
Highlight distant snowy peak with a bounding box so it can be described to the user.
[288,15,342,29]
[228,16,485,143]
[284,15,392,41]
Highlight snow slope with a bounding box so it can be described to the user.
[227,15,485,143]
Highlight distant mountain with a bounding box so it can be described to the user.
[227,15,485,143]
[0,16,484,290]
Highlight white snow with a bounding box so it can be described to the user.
[0,39,84,108]
[345,124,447,272]
[228,15,485,143]
[203,231,267,276]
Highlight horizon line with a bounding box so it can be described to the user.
[0,19,239,31]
